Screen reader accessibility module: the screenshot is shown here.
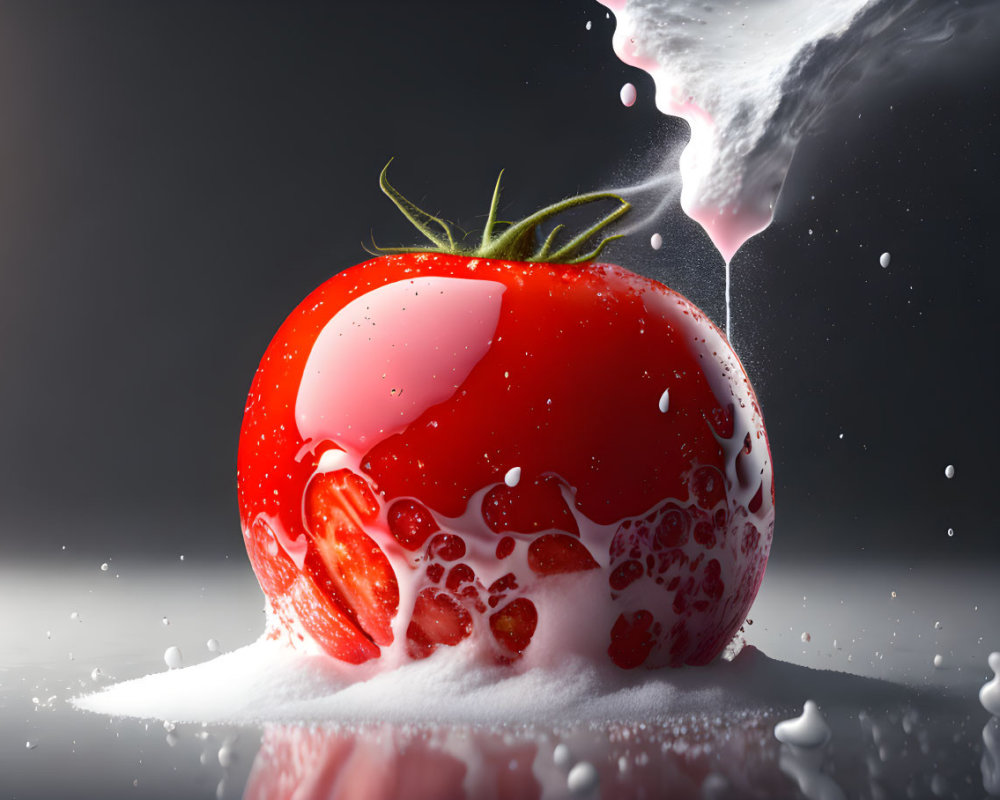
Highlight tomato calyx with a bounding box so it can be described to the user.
[368,160,631,264]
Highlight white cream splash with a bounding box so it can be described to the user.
[597,0,996,263]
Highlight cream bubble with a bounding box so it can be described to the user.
[620,82,637,107]
[774,700,831,748]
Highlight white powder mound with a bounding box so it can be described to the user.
[598,0,997,261]
[75,639,794,726]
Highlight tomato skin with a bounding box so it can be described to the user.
[238,253,774,668]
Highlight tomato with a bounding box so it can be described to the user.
[237,167,774,668]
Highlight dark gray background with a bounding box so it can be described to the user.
[0,0,997,563]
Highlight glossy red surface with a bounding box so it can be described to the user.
[237,254,774,667]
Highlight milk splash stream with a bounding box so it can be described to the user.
[597,0,997,264]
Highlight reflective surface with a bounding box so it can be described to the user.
[3,555,998,799]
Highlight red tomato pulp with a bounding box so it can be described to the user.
[237,250,774,668]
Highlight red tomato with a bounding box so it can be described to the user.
[237,170,774,668]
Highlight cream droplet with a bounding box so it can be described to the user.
[164,646,183,670]
[774,700,831,748]
[504,467,521,488]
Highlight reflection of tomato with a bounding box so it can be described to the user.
[237,169,774,668]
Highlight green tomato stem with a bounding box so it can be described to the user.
[370,160,631,264]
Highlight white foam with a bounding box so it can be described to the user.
[774,700,831,748]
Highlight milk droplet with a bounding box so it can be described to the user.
[91,667,103,681]
[567,760,599,795]
[69,611,79,622]
[879,252,890,268]
[658,388,670,413]
[207,638,220,653]
[553,743,572,769]
[585,20,592,31]
[944,464,955,479]
[100,562,109,572]
[25,740,37,750]
[773,700,831,748]
[980,652,1000,715]
[800,631,811,643]
[650,232,663,250]
[620,82,637,107]
[162,616,170,627]
[933,654,944,669]
[947,527,955,537]
[891,591,897,599]
[164,646,183,670]
[934,620,943,630]
[218,743,236,768]
[504,467,521,488]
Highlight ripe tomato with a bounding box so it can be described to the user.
[237,168,773,669]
